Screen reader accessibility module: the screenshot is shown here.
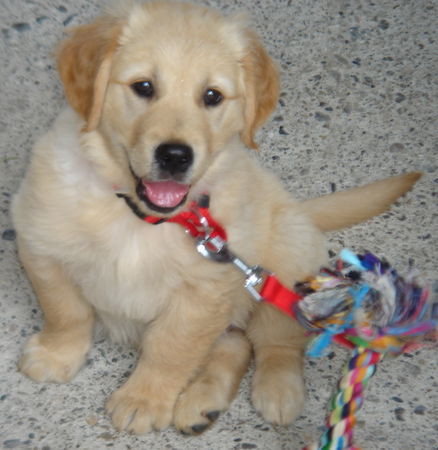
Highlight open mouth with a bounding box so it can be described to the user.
[136,179,190,214]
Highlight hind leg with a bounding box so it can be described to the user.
[247,303,307,425]
[18,241,94,383]
[173,327,251,434]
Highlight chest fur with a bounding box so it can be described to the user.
[65,210,207,320]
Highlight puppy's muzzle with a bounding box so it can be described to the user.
[155,142,193,177]
[132,142,194,215]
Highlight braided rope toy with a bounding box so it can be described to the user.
[293,249,437,450]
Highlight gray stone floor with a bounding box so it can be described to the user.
[0,0,437,449]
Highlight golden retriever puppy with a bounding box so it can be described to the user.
[12,0,420,435]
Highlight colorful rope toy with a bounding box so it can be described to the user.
[294,249,437,450]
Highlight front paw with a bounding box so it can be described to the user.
[173,378,227,435]
[107,382,175,434]
[19,332,88,383]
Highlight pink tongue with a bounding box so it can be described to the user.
[143,180,190,208]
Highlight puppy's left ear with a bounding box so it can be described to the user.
[57,16,121,131]
[241,31,279,149]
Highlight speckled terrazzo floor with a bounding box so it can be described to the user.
[0,0,437,449]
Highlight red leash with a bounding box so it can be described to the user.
[142,195,303,320]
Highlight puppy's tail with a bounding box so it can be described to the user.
[302,172,422,232]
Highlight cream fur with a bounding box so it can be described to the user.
[12,1,420,435]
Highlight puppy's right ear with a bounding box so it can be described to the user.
[57,16,121,131]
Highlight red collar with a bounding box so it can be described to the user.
[146,195,227,243]
[116,193,227,243]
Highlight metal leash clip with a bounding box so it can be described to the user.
[194,215,269,302]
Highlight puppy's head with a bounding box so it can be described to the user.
[58,1,279,216]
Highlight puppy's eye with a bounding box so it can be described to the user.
[203,88,223,107]
[131,80,154,98]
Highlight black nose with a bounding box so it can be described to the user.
[155,142,193,175]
